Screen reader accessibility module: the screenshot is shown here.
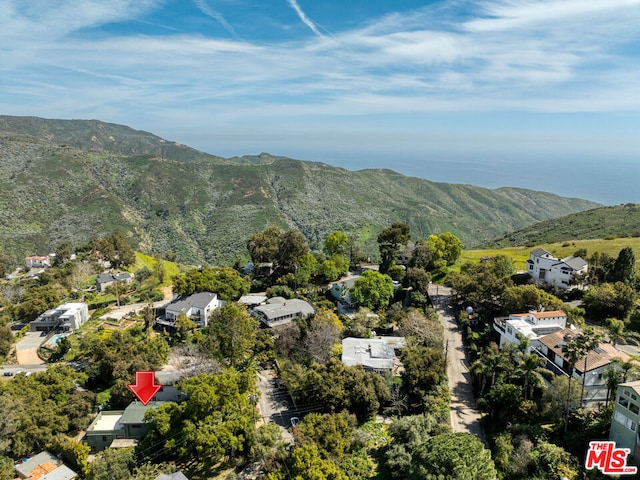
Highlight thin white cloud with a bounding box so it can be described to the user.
[193,0,238,37]
[286,0,323,37]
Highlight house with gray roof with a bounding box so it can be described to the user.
[155,473,190,480]
[527,248,587,289]
[14,451,77,480]
[96,272,133,292]
[84,401,167,452]
[156,291,219,328]
[341,337,406,373]
[253,297,314,327]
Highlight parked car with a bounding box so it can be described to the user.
[2,371,14,376]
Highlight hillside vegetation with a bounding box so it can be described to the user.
[0,115,600,264]
[488,204,640,248]
[462,237,640,272]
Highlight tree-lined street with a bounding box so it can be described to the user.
[428,284,485,443]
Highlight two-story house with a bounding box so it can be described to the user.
[610,381,640,459]
[30,302,89,332]
[494,310,568,350]
[527,248,587,289]
[156,291,219,329]
[533,328,636,403]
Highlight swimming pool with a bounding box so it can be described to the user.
[45,334,69,347]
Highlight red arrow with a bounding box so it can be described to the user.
[127,371,162,406]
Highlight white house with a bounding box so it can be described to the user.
[30,302,89,332]
[156,292,219,329]
[24,255,51,269]
[533,328,638,403]
[493,310,568,350]
[527,247,588,289]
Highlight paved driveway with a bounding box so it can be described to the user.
[15,331,46,365]
[257,369,295,443]
[428,284,485,443]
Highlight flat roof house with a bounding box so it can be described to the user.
[30,302,89,332]
[493,310,567,350]
[15,451,77,480]
[156,291,219,329]
[253,297,314,328]
[84,401,166,452]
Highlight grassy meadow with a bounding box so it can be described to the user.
[460,237,640,272]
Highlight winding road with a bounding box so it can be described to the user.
[428,284,485,443]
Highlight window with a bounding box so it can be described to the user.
[102,436,107,442]
[507,326,513,335]
[615,411,636,431]
[630,403,640,415]
[619,396,630,409]
[632,393,638,401]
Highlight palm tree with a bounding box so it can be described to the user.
[579,327,603,406]
[604,365,623,407]
[470,342,507,394]
[517,353,553,400]
[612,357,640,383]
[562,336,586,434]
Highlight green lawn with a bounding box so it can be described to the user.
[459,237,640,272]
[128,252,182,285]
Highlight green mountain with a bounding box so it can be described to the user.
[487,204,640,248]
[0,115,601,264]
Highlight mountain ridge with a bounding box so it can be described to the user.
[0,115,601,264]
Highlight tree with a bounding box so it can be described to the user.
[396,309,443,348]
[388,432,497,480]
[612,246,636,285]
[172,266,250,300]
[247,225,282,264]
[277,229,310,273]
[97,232,136,269]
[401,346,446,403]
[577,327,603,406]
[350,270,394,311]
[377,222,410,272]
[561,336,586,433]
[403,267,430,293]
[408,239,442,271]
[293,412,356,459]
[306,310,343,364]
[324,231,349,257]
[203,303,258,369]
[516,352,552,400]
[0,252,13,278]
[439,232,464,265]
[584,282,637,319]
[501,284,564,315]
[89,444,135,479]
[54,238,74,265]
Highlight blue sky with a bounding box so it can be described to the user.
[1,0,639,204]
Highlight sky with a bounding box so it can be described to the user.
[1,0,639,205]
